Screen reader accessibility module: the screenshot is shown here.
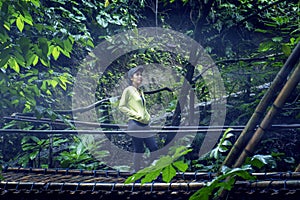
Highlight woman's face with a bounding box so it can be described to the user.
[131,71,143,87]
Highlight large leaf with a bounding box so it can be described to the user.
[162,165,176,183]
[249,155,275,169]
[16,15,24,32]
[141,169,161,184]
[172,160,188,172]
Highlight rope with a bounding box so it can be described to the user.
[0,128,244,135]
[4,116,300,130]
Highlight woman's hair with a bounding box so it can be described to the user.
[127,66,144,84]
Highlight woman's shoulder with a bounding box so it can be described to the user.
[123,86,135,93]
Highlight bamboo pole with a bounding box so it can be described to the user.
[1,180,300,191]
[222,41,300,168]
[295,163,300,172]
[3,167,300,179]
[234,62,300,167]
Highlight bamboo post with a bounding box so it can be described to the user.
[295,163,300,172]
[234,62,300,167]
[222,41,300,168]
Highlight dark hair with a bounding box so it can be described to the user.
[127,66,144,84]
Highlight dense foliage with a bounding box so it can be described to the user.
[0,0,299,181]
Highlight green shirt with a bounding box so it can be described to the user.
[119,86,150,124]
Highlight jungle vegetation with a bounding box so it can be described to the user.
[0,0,299,186]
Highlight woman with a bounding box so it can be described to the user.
[119,66,158,171]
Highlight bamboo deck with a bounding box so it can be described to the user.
[1,167,300,199]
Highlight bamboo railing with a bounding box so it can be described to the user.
[222,41,300,168]
[216,43,300,199]
[234,62,300,167]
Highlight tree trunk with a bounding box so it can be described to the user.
[164,64,195,145]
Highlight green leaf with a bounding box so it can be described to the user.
[52,46,60,60]
[141,169,161,184]
[29,151,39,160]
[0,56,10,70]
[249,155,274,169]
[126,146,191,184]
[76,142,84,156]
[31,0,40,7]
[258,41,274,52]
[190,165,255,200]
[223,128,233,136]
[62,50,70,58]
[32,54,39,66]
[104,0,109,7]
[86,39,94,48]
[30,136,41,143]
[46,89,52,95]
[16,15,24,32]
[210,148,218,159]
[162,165,176,182]
[59,81,67,90]
[96,15,108,28]
[173,146,192,159]
[8,58,20,73]
[255,28,267,33]
[272,37,282,42]
[172,160,188,172]
[38,37,49,56]
[23,11,33,26]
[221,140,232,146]
[282,44,291,56]
[48,79,58,88]
[14,51,26,67]
[2,121,17,129]
[154,155,173,169]
[189,185,211,200]
[125,172,145,184]
[63,39,73,51]
[219,146,228,152]
[41,80,47,91]
[225,133,234,139]
[40,58,49,67]
[22,144,35,151]
[3,21,11,31]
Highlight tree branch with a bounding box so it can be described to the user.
[193,0,215,42]
[144,87,173,94]
[216,53,283,64]
[237,0,287,25]
[192,53,283,83]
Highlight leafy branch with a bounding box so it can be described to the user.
[190,128,280,200]
[189,165,255,200]
[210,128,234,160]
[125,146,192,184]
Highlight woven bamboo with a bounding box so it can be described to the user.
[1,167,300,199]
